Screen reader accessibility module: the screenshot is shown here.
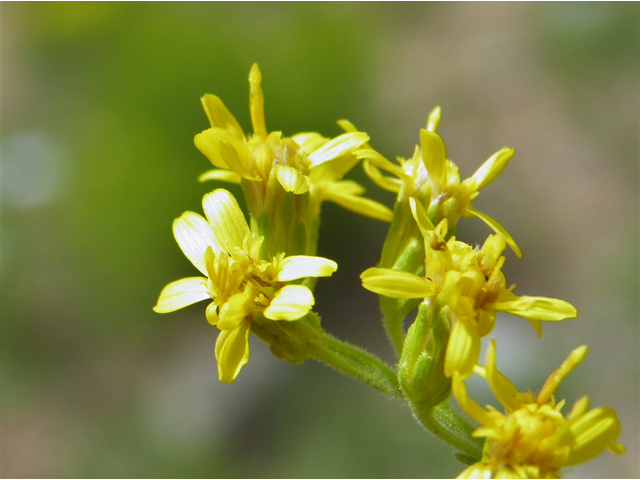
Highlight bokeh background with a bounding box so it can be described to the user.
[2,3,638,478]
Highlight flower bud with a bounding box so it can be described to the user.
[399,302,452,411]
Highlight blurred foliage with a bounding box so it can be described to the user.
[2,3,638,478]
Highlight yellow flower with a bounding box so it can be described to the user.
[355,106,521,257]
[361,199,577,378]
[194,64,391,238]
[452,340,625,478]
[154,188,337,383]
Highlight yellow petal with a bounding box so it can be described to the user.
[325,179,365,196]
[274,164,310,194]
[464,205,522,258]
[445,320,480,378]
[567,395,590,422]
[216,134,258,180]
[206,302,219,325]
[357,148,406,178]
[526,318,543,338]
[249,63,267,137]
[218,291,253,330]
[292,132,329,155]
[476,309,496,337]
[451,371,492,427]
[420,129,446,189]
[194,129,231,170]
[607,442,626,455]
[485,339,520,412]
[195,128,256,179]
[277,256,337,282]
[468,147,515,192]
[426,105,441,133]
[362,161,402,193]
[215,320,251,383]
[494,466,526,479]
[360,267,435,299]
[456,462,492,479]
[493,293,578,322]
[198,169,242,184]
[409,197,435,240]
[200,94,245,141]
[153,277,210,313]
[537,345,587,405]
[308,132,369,167]
[173,211,219,275]
[202,189,251,252]
[566,407,623,465]
[479,234,507,272]
[336,119,358,133]
[309,154,360,184]
[324,187,393,222]
[434,218,448,242]
[263,285,314,321]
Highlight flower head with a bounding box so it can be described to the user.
[194,64,391,256]
[355,106,521,258]
[361,199,577,378]
[154,188,337,383]
[452,340,625,478]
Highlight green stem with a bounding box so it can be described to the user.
[313,332,402,398]
[411,402,483,461]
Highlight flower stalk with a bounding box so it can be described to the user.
[314,331,402,399]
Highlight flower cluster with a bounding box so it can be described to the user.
[356,114,623,476]
[195,64,390,257]
[154,189,337,382]
[453,341,625,478]
[362,198,577,378]
[154,64,624,478]
[352,106,520,271]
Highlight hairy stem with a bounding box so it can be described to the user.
[313,332,402,398]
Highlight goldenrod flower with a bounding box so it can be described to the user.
[452,340,625,478]
[355,106,521,257]
[361,199,577,378]
[194,64,391,257]
[154,188,337,383]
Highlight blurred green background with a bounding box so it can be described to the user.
[2,3,638,478]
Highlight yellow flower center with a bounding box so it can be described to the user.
[439,239,506,327]
[483,404,573,476]
[205,239,284,312]
[248,133,310,181]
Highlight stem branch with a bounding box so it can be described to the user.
[313,332,402,398]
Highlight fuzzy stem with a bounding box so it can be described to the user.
[313,332,402,398]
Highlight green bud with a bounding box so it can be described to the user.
[399,302,452,411]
